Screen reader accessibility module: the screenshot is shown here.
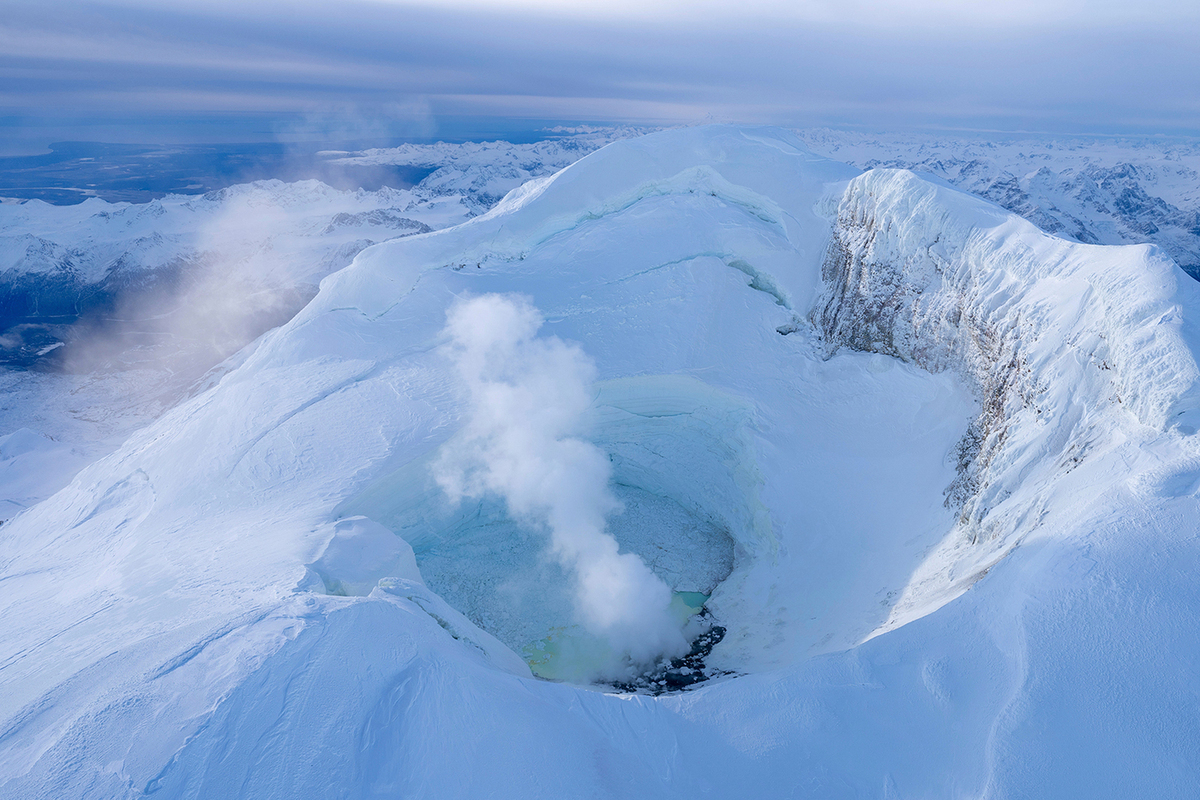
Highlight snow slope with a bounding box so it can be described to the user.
[2,126,1200,797]
[0,180,439,520]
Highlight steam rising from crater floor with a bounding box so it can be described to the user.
[433,293,689,679]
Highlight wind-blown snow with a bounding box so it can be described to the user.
[2,126,1199,797]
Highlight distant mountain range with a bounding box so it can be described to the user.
[798,128,1200,278]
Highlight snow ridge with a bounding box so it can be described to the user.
[816,167,1200,619]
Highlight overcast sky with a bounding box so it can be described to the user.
[3,0,1199,152]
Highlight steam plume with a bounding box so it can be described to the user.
[434,293,687,676]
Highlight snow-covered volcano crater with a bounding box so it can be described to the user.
[262,128,980,682]
[4,126,1200,797]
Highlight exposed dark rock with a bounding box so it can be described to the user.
[321,210,432,235]
[610,611,730,695]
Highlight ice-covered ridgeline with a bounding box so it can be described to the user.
[798,128,1200,278]
[815,167,1200,625]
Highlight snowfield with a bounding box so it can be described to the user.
[2,126,1200,797]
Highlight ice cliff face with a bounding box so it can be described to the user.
[816,167,1200,622]
[3,127,1200,798]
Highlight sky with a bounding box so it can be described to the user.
[2,0,1199,153]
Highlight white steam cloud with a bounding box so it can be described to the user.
[59,191,319,382]
[434,293,688,675]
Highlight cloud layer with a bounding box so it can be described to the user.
[2,0,1199,153]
